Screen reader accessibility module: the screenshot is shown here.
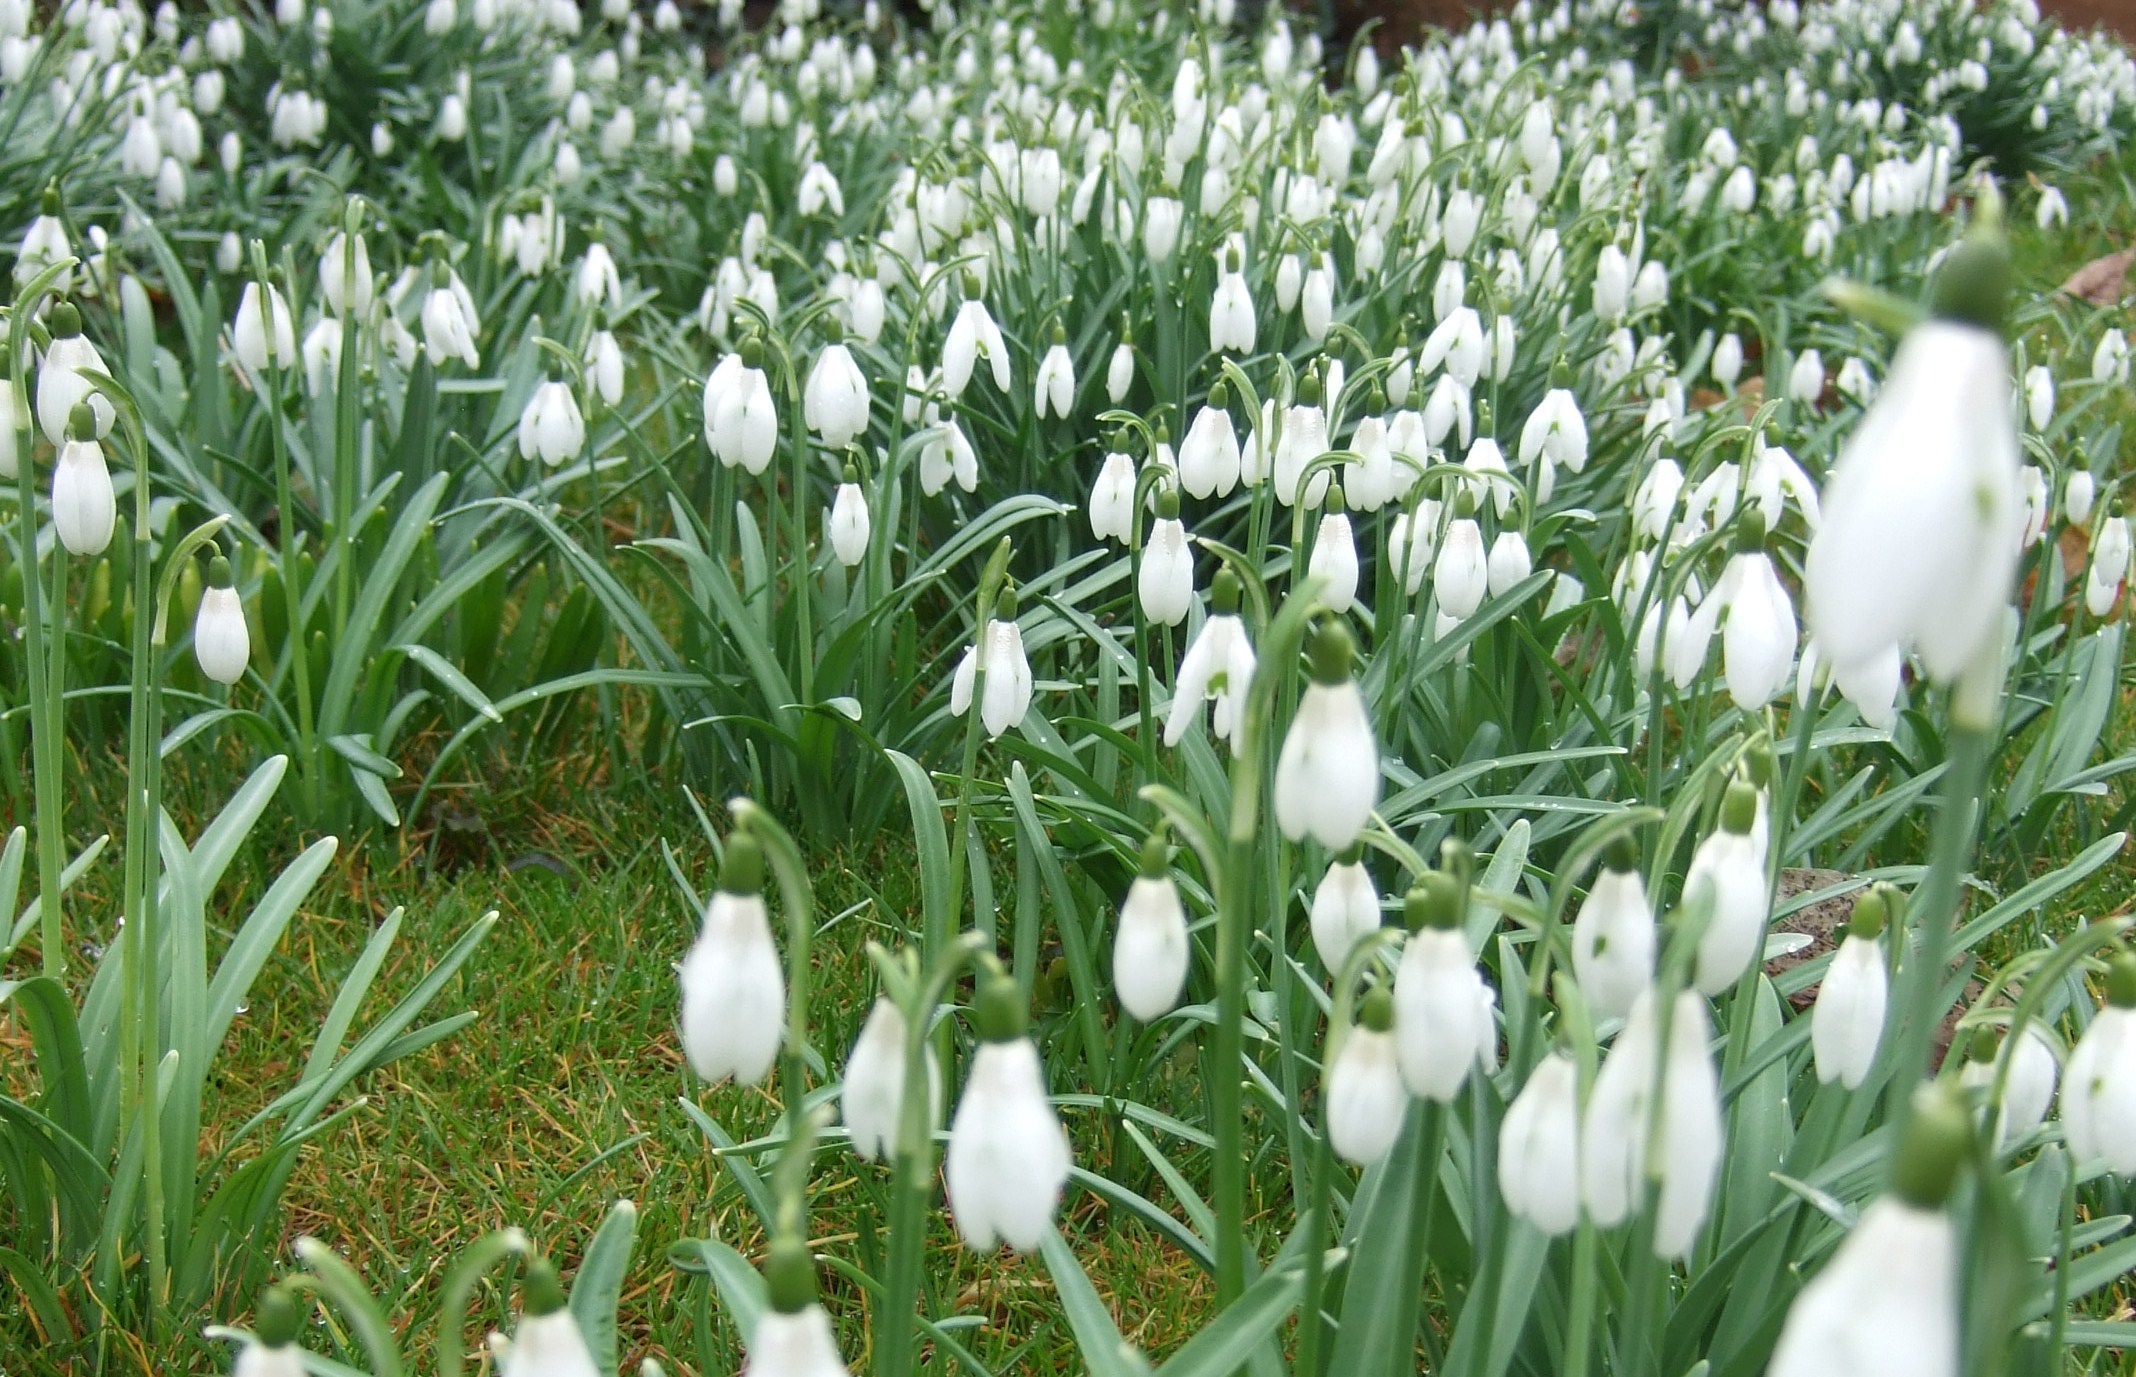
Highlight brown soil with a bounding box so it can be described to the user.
[1341,0,2133,44]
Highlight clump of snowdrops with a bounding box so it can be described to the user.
[6,0,2136,1371]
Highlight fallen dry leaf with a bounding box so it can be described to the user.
[2059,245,2135,307]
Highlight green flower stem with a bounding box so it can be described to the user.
[1881,722,1992,1133]
[250,248,320,818]
[330,220,362,643]
[8,262,73,981]
[878,933,988,1377]
[1563,1222,1601,1377]
[1211,830,1253,1304]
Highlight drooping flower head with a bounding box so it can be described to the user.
[945,965,1071,1252]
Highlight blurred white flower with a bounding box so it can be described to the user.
[679,841,784,1086]
[1571,853,1654,1022]
[1274,623,1378,851]
[1327,989,1405,1166]
[2061,955,2136,1173]
[1114,861,1190,1021]
[1500,1052,1581,1236]
[518,381,586,467]
[804,341,870,450]
[841,997,938,1163]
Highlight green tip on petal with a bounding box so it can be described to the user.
[1601,836,1639,874]
[522,1258,569,1317]
[1891,1083,1971,1210]
[1928,211,2011,335]
[1307,619,1356,685]
[1358,985,1394,1033]
[255,1285,302,1349]
[1211,567,1242,615]
[1732,505,1768,555]
[720,832,765,895]
[50,301,82,338]
[765,1236,817,1314]
[974,966,1028,1042]
[1719,780,1758,837]
[2106,951,2136,1009]
[1847,885,1890,941]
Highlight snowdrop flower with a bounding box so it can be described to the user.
[842,997,940,1163]
[1497,1053,1585,1248]
[320,230,373,318]
[1386,499,1442,596]
[805,336,871,450]
[1114,840,1190,1021]
[1033,325,1074,420]
[1274,621,1379,852]
[2064,470,2096,527]
[1518,382,1587,503]
[1142,196,1182,263]
[2021,366,2055,433]
[1571,844,1654,1022]
[585,330,624,409]
[1805,213,2020,699]
[1139,492,1195,627]
[234,281,296,374]
[1307,490,1359,614]
[0,388,18,482]
[52,406,117,557]
[1713,513,1798,708]
[1788,348,1825,407]
[1434,510,1488,620]
[1812,887,1890,1089]
[2036,185,2068,230]
[1686,782,1770,995]
[1209,250,1256,355]
[1712,333,1744,390]
[1089,447,1136,544]
[1631,261,1669,315]
[1959,1022,2059,1149]
[1835,356,1876,405]
[1651,992,1722,1259]
[1272,373,1331,507]
[1179,385,1242,500]
[945,969,1071,1252]
[943,294,1010,398]
[743,1246,850,1377]
[421,272,482,369]
[1766,1087,1968,1377]
[15,187,73,292]
[1488,528,1533,598]
[2061,952,2136,1174]
[575,242,622,312]
[2086,515,2130,618]
[798,161,844,217]
[679,834,784,1086]
[918,419,977,496]
[1164,569,1256,754]
[1327,987,1405,1166]
[1275,251,1303,312]
[1309,849,1379,972]
[518,381,586,467]
[38,305,114,446]
[1301,253,1334,343]
[704,345,778,475]
[1107,339,1134,403]
[1579,988,1661,1228]
[828,467,870,568]
[494,1260,601,1377]
[950,587,1033,739]
[232,1288,305,1377]
[1592,244,1631,322]
[2094,328,2129,385]
[437,93,468,142]
[1393,880,1495,1103]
